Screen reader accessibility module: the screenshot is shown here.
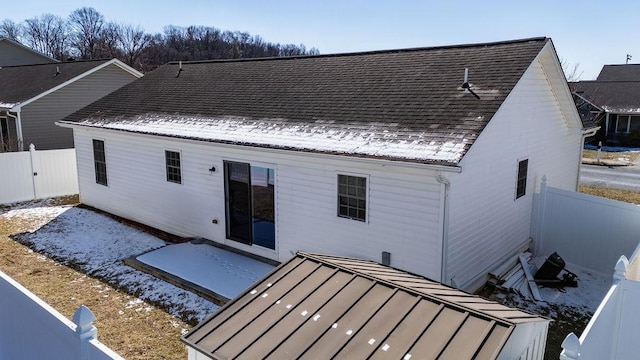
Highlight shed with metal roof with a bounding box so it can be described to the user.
[183,252,549,360]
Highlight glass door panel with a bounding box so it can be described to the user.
[225,162,252,245]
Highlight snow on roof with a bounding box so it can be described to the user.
[73,115,470,164]
[0,102,16,110]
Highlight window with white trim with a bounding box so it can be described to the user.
[165,150,182,184]
[337,174,367,221]
[92,139,107,186]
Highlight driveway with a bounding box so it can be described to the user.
[580,163,640,191]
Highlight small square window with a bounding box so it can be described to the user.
[165,150,181,184]
[516,159,528,199]
[338,174,367,221]
[92,139,107,186]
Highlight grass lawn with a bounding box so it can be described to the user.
[582,149,640,163]
[579,185,640,205]
[0,196,190,360]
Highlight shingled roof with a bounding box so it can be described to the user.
[183,252,547,360]
[597,64,640,81]
[62,37,550,165]
[571,81,640,114]
[0,60,114,110]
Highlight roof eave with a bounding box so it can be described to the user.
[56,120,463,172]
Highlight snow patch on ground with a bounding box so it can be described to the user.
[6,205,219,323]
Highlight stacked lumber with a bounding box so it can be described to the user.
[487,252,543,301]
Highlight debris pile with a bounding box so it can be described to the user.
[487,252,543,301]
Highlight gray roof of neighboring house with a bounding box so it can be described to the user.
[570,80,640,114]
[61,37,551,166]
[182,252,547,360]
[597,64,640,81]
[0,60,113,109]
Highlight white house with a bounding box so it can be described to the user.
[58,37,594,291]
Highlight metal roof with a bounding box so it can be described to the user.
[182,252,546,360]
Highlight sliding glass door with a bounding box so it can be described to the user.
[224,161,275,250]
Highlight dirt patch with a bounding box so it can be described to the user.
[0,196,190,360]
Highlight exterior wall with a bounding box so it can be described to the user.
[498,321,549,360]
[446,55,583,290]
[0,41,54,66]
[72,127,445,279]
[20,64,139,150]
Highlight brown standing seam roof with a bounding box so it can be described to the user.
[61,37,550,165]
[182,252,546,360]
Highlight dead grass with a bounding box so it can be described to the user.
[0,195,189,360]
[582,149,640,163]
[579,185,640,205]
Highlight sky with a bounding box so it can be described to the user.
[6,1,640,80]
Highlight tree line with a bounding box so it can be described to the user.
[0,7,319,71]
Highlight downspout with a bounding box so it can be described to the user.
[436,172,451,285]
[577,127,600,190]
[605,112,610,137]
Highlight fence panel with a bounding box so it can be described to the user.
[533,177,640,274]
[0,270,121,359]
[0,146,78,205]
[32,148,79,199]
[0,151,34,204]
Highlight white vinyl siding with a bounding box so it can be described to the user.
[19,64,139,150]
[446,52,582,290]
[73,129,444,279]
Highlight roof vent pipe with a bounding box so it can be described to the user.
[461,68,480,100]
[177,61,183,78]
[55,66,60,76]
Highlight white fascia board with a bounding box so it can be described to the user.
[534,40,584,131]
[11,59,142,112]
[572,92,603,112]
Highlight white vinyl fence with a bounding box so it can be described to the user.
[532,176,640,275]
[0,145,78,204]
[561,251,640,359]
[0,270,122,360]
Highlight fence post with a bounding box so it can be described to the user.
[28,144,37,200]
[73,305,98,360]
[560,333,581,359]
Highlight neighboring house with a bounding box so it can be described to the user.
[560,246,640,359]
[0,37,57,66]
[570,64,640,146]
[183,252,550,360]
[0,59,142,152]
[58,37,592,292]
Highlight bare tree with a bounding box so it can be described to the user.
[117,23,149,67]
[561,58,583,82]
[69,7,104,59]
[23,14,70,60]
[0,19,22,41]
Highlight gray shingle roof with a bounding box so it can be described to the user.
[0,60,111,107]
[182,252,547,360]
[570,81,640,114]
[62,37,550,165]
[597,64,640,81]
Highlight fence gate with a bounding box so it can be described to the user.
[0,145,78,205]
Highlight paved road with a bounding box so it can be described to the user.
[580,164,640,191]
